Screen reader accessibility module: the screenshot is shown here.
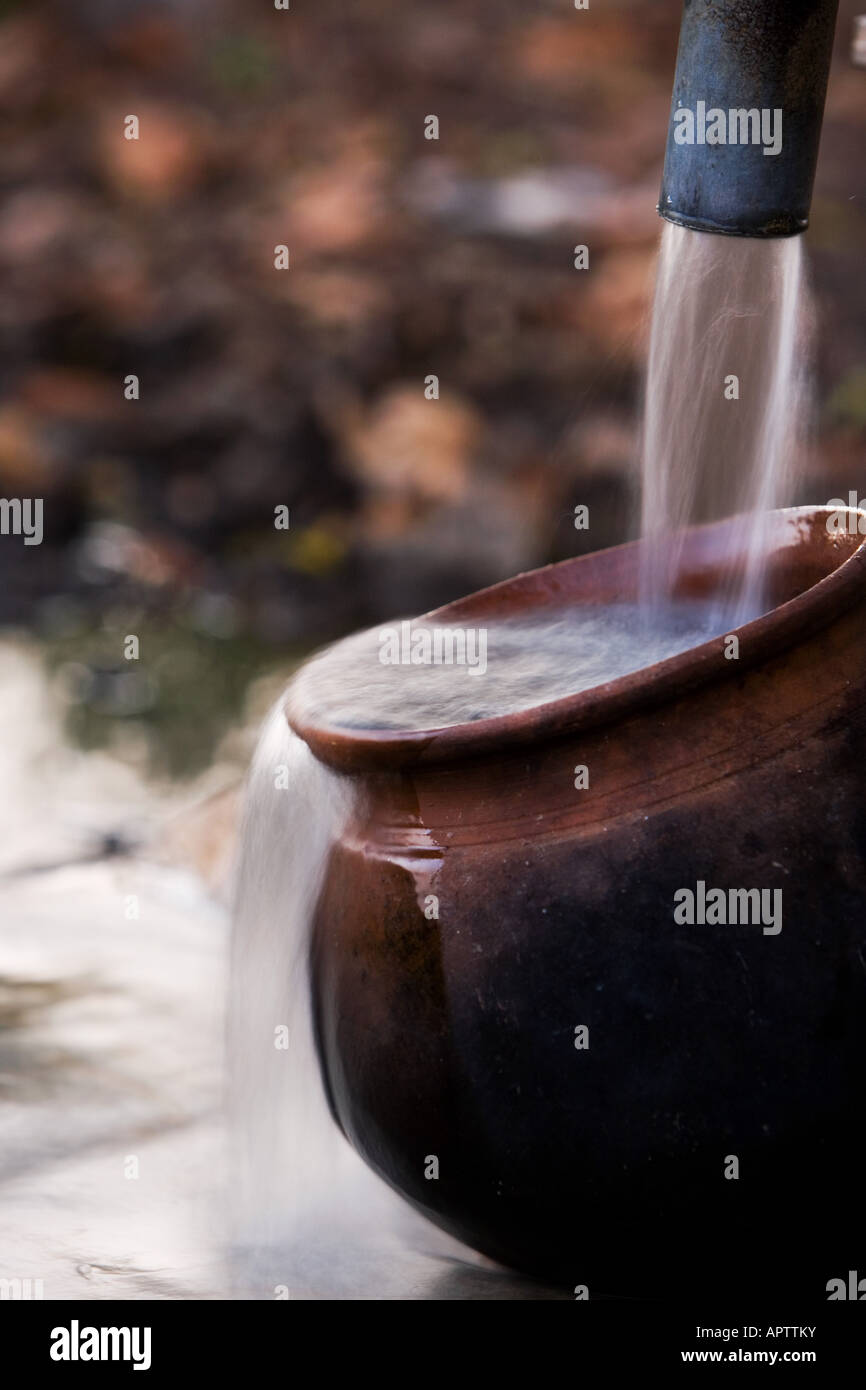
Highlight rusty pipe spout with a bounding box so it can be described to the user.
[659,0,839,238]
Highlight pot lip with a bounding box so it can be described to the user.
[287,506,866,774]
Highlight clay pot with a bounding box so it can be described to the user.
[288,507,866,1297]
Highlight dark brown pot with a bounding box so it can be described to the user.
[289,507,866,1298]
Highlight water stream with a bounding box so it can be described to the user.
[639,221,810,624]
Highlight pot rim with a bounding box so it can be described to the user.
[287,506,866,773]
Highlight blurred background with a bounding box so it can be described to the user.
[0,0,863,777]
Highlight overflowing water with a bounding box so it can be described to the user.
[227,703,484,1296]
[228,705,355,1259]
[291,601,734,736]
[640,222,810,623]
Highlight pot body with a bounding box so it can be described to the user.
[307,522,866,1297]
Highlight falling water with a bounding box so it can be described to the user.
[227,703,356,1262]
[227,701,478,1297]
[640,222,811,623]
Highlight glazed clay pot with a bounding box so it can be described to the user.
[288,507,866,1297]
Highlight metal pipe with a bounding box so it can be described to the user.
[658,1,839,238]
